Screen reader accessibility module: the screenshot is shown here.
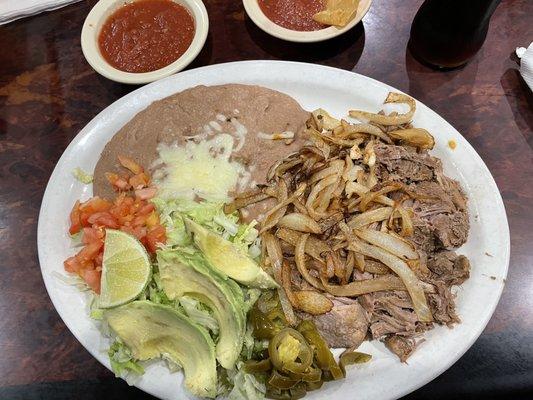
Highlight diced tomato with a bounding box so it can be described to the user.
[77,241,103,263]
[69,200,82,235]
[114,194,134,208]
[82,227,104,245]
[79,197,112,214]
[87,212,120,229]
[146,225,166,253]
[132,214,149,227]
[79,259,95,271]
[145,211,159,228]
[120,225,147,241]
[94,252,103,268]
[64,256,81,273]
[138,203,155,215]
[81,269,101,293]
[129,172,150,190]
[106,172,131,191]
[118,155,143,175]
[135,187,157,200]
[105,172,119,185]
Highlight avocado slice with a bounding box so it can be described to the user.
[184,218,278,289]
[104,301,217,398]
[157,250,246,369]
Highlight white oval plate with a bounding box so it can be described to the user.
[38,61,509,400]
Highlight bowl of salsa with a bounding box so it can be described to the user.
[81,0,208,84]
[243,0,372,43]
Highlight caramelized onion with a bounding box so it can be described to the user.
[348,207,393,229]
[278,213,322,234]
[224,191,271,214]
[276,228,331,261]
[294,290,333,315]
[281,260,299,308]
[295,234,324,291]
[264,232,284,272]
[387,128,435,150]
[345,182,395,206]
[321,274,406,297]
[339,122,392,143]
[348,239,433,322]
[354,229,418,260]
[349,92,416,126]
[396,206,414,237]
[359,184,402,211]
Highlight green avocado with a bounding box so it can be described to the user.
[157,250,246,369]
[184,218,278,289]
[104,301,217,398]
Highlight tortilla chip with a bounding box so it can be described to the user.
[313,0,360,28]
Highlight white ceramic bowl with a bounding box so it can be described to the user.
[243,0,372,43]
[81,0,209,84]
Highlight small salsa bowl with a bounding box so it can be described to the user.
[81,0,209,84]
[243,0,372,43]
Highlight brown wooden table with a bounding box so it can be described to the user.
[0,0,532,399]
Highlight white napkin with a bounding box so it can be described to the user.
[0,0,81,25]
[516,42,533,91]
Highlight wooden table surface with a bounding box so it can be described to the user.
[0,0,532,399]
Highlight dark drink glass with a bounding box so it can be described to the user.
[408,0,501,69]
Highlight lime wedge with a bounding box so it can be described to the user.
[99,229,151,309]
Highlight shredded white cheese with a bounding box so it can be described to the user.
[257,131,294,140]
[230,117,247,152]
[153,134,247,202]
[209,121,222,132]
[216,114,226,122]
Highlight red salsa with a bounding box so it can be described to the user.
[258,0,327,32]
[98,0,195,73]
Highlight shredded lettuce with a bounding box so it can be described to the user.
[179,296,219,335]
[152,198,230,246]
[232,220,259,253]
[144,273,175,306]
[108,340,144,378]
[72,167,93,184]
[52,271,91,292]
[240,287,267,361]
[152,197,259,256]
[226,362,266,400]
[243,288,262,313]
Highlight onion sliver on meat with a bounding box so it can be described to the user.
[348,239,433,322]
[264,233,298,325]
[354,229,418,260]
[294,290,333,315]
[276,228,331,261]
[345,181,395,206]
[387,128,435,150]
[260,179,289,233]
[321,274,406,297]
[347,207,393,229]
[278,213,322,234]
[264,232,284,272]
[295,234,325,291]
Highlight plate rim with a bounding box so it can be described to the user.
[37,60,510,400]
